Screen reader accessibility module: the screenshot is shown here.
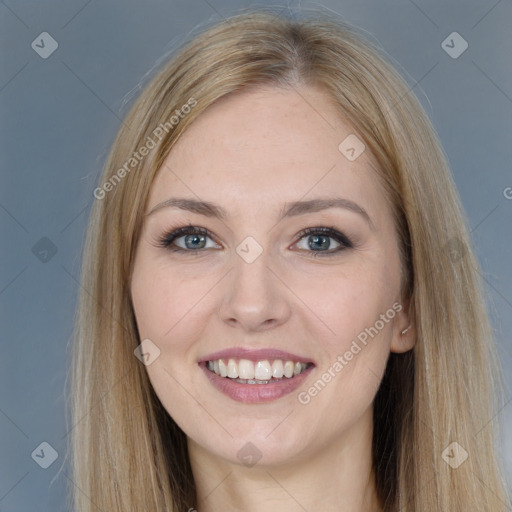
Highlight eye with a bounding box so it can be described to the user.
[156,225,221,253]
[155,224,353,258]
[293,227,353,257]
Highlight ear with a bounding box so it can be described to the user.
[390,299,415,354]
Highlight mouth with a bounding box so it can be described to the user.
[205,358,313,384]
[198,349,315,403]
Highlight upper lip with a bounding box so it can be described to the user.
[199,347,314,365]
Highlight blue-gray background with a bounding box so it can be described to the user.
[1,1,511,510]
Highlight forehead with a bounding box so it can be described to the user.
[148,86,386,219]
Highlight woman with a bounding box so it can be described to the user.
[69,9,511,511]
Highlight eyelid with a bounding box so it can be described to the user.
[154,224,354,257]
[293,226,353,248]
[154,225,222,250]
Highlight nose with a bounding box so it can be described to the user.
[218,247,291,333]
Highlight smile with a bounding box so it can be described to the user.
[199,349,315,403]
[206,358,311,383]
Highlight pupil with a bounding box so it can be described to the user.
[309,235,329,250]
[185,234,206,249]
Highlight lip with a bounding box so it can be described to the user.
[198,347,314,365]
[200,362,314,403]
[198,347,316,404]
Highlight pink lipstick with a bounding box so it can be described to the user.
[199,348,315,403]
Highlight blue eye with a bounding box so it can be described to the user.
[157,225,353,257]
[294,227,353,257]
[158,226,220,253]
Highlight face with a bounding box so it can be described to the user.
[130,85,413,468]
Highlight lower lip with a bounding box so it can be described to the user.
[199,362,314,403]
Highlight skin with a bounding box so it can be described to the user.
[130,85,415,512]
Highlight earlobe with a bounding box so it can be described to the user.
[390,303,416,353]
[391,322,416,353]
[401,325,412,336]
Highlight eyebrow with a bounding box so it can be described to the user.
[146,197,374,229]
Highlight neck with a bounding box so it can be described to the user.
[188,408,382,512]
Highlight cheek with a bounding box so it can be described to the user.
[290,256,400,349]
[131,261,210,426]
[131,258,208,342]
[299,292,398,431]
[131,270,167,340]
[300,255,401,411]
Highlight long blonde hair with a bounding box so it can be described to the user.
[67,8,511,511]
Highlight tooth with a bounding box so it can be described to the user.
[254,360,272,380]
[238,359,255,379]
[218,359,228,377]
[227,358,238,378]
[272,360,284,378]
[208,360,214,371]
[293,362,302,376]
[284,360,294,378]
[214,360,220,375]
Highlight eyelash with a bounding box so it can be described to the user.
[155,225,354,258]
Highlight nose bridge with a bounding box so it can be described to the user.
[219,238,290,330]
[233,243,271,293]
